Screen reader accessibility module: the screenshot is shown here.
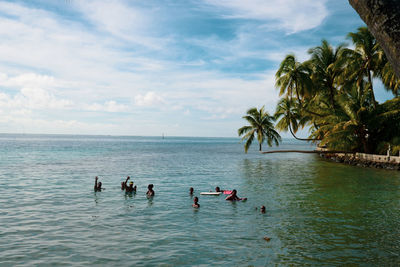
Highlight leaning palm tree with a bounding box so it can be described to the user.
[238,107,281,153]
[274,97,315,141]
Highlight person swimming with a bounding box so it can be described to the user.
[147,184,155,197]
[121,176,130,190]
[260,205,266,213]
[225,189,246,201]
[94,176,102,192]
[192,196,200,208]
[126,181,137,193]
[189,187,194,195]
[216,187,232,194]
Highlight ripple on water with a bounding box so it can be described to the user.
[1,136,400,266]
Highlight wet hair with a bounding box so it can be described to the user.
[189,187,194,193]
[148,184,154,189]
[232,189,237,194]
[215,186,221,192]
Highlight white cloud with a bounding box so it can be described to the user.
[0,0,337,137]
[204,0,328,33]
[74,0,168,50]
[0,73,56,89]
[86,100,129,113]
[135,92,166,107]
[0,87,71,110]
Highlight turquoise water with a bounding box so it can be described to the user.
[0,134,400,266]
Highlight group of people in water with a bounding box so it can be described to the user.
[94,176,155,196]
[94,176,265,213]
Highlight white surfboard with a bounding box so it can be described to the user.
[200,192,222,195]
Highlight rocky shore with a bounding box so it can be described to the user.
[319,153,400,171]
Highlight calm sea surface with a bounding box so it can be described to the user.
[0,134,399,266]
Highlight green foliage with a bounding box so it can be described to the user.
[238,107,281,153]
[273,27,400,154]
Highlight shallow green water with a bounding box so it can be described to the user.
[0,134,399,266]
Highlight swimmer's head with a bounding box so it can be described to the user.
[193,196,198,203]
[215,186,220,192]
[98,182,102,188]
[189,187,194,194]
[148,184,154,190]
[130,181,133,185]
[261,206,266,213]
[232,189,237,194]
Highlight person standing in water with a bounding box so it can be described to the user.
[147,184,155,197]
[126,181,137,193]
[189,187,194,195]
[121,176,130,190]
[94,176,102,192]
[192,196,200,208]
[225,189,246,201]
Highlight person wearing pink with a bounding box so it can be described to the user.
[225,189,247,201]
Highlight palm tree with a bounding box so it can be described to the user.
[379,60,400,96]
[238,107,281,153]
[310,83,371,152]
[275,54,313,106]
[308,40,347,109]
[346,27,382,108]
[274,97,314,141]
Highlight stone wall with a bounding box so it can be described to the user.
[318,151,400,170]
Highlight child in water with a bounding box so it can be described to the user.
[189,187,194,195]
[94,176,102,192]
[147,184,155,197]
[225,189,247,201]
[192,196,200,208]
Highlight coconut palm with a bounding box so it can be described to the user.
[238,107,281,153]
[274,97,315,141]
[346,27,382,107]
[380,60,400,96]
[275,54,313,106]
[308,40,347,109]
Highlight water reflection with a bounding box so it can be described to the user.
[239,156,400,265]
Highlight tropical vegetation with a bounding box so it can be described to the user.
[239,27,400,155]
[238,107,281,153]
[273,27,400,155]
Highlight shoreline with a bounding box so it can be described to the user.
[319,152,400,171]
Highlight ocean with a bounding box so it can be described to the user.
[0,134,399,266]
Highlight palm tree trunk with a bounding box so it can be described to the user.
[294,80,303,107]
[288,122,320,141]
[367,70,377,108]
[259,143,262,151]
[329,84,336,108]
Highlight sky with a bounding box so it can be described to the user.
[0,0,394,137]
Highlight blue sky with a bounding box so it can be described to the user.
[0,0,394,137]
